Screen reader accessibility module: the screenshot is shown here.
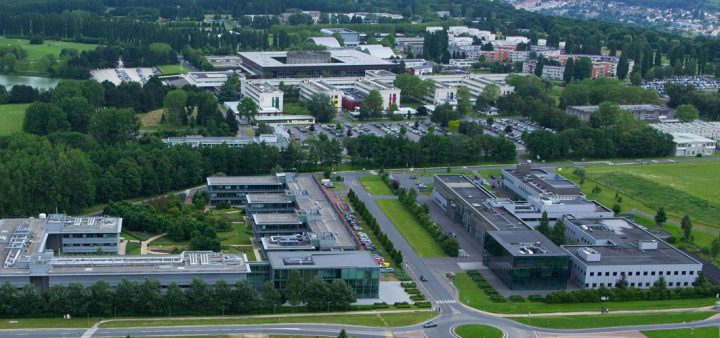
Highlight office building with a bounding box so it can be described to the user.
[425,81,457,105]
[352,79,400,110]
[357,45,397,59]
[179,71,239,88]
[320,28,360,46]
[565,105,674,123]
[478,49,511,62]
[41,214,122,255]
[651,121,720,141]
[206,56,243,70]
[238,50,396,78]
[299,80,344,111]
[666,133,717,156]
[395,37,424,55]
[433,175,569,290]
[307,37,342,49]
[241,81,284,114]
[163,134,289,148]
[500,163,614,224]
[561,217,702,289]
[207,173,288,205]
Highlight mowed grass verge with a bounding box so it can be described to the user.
[455,273,717,314]
[360,175,393,195]
[512,311,716,329]
[0,103,30,135]
[376,199,446,257]
[101,311,436,328]
[455,324,503,338]
[643,327,720,338]
[0,37,98,73]
[158,63,190,75]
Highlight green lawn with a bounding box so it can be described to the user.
[376,199,446,258]
[125,242,141,255]
[563,162,720,229]
[0,37,98,73]
[283,101,311,115]
[101,311,436,328]
[455,324,503,338]
[157,63,190,75]
[643,327,720,338]
[0,103,30,135]
[359,175,393,195]
[455,273,718,314]
[0,317,101,329]
[512,311,716,329]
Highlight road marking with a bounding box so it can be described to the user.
[435,299,457,304]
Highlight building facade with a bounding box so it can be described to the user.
[207,174,288,205]
[242,81,284,114]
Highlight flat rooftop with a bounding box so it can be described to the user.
[562,218,700,266]
[246,192,291,204]
[435,175,528,231]
[239,49,393,68]
[207,176,282,186]
[267,250,378,269]
[253,212,301,225]
[46,215,122,234]
[568,104,671,113]
[488,230,567,257]
[246,82,280,93]
[503,166,581,196]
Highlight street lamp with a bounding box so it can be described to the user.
[326,300,332,312]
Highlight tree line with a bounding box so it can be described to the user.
[397,188,459,256]
[344,132,516,168]
[347,189,404,267]
[0,275,355,317]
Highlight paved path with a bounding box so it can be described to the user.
[141,233,167,255]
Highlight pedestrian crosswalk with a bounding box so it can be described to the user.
[435,299,457,304]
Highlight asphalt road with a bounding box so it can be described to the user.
[8,159,720,338]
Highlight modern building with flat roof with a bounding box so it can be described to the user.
[299,80,344,111]
[432,174,569,290]
[242,81,283,114]
[207,173,288,205]
[180,71,239,88]
[237,49,397,78]
[566,104,673,123]
[665,133,717,156]
[501,163,614,224]
[162,134,289,148]
[651,121,720,141]
[561,217,702,289]
[320,28,360,46]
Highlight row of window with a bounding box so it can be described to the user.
[586,281,692,288]
[63,243,117,247]
[588,270,696,277]
[62,233,117,238]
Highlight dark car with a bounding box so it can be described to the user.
[420,275,428,282]
[423,321,438,328]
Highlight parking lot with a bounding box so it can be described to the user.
[289,119,447,144]
[91,67,157,85]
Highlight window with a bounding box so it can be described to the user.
[605,272,610,276]
[651,271,656,276]
[658,271,663,276]
[630,283,635,287]
[645,283,650,287]
[690,271,694,275]
[592,283,597,288]
[682,271,686,275]
[613,272,617,276]
[684,282,688,286]
[628,272,633,276]
[643,271,648,276]
[674,271,679,275]
[668,282,673,287]
[585,283,589,288]
[590,272,594,276]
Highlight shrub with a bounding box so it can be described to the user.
[509,295,525,302]
[414,302,432,308]
[410,294,426,301]
[488,295,506,303]
[528,294,545,302]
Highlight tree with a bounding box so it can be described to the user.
[163,89,188,125]
[364,90,384,117]
[305,276,332,310]
[89,108,140,144]
[573,57,593,81]
[261,281,283,310]
[563,58,574,84]
[534,57,545,77]
[551,219,567,245]
[256,122,273,135]
[328,279,356,309]
[237,97,258,123]
[537,211,551,236]
[674,104,699,122]
[617,54,629,80]
[630,72,642,86]
[283,270,305,305]
[456,86,472,116]
[711,234,720,257]
[681,215,693,241]
[23,102,69,135]
[655,207,667,227]
[218,73,241,101]
[305,93,336,123]
[338,329,349,338]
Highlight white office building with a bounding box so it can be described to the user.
[242,81,284,114]
[299,80,344,111]
[353,79,400,109]
[562,217,703,289]
[180,71,239,88]
[425,81,457,106]
[668,133,717,156]
[651,121,720,141]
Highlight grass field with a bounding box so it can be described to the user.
[376,199,446,257]
[359,175,394,195]
[158,64,190,75]
[512,311,716,329]
[455,273,717,314]
[0,317,101,329]
[563,162,720,228]
[643,327,720,338]
[455,324,503,338]
[101,311,436,328]
[125,242,141,255]
[283,101,311,115]
[0,37,98,73]
[0,103,30,135]
[213,209,256,261]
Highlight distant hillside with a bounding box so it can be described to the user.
[618,0,716,10]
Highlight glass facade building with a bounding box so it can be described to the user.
[483,233,569,290]
[272,266,379,299]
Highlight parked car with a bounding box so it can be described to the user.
[423,321,438,328]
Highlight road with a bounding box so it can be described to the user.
[10,159,720,338]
